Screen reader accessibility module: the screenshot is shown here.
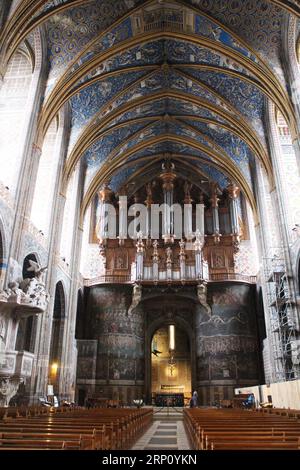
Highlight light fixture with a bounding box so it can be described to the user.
[51,362,58,376]
[168,325,176,376]
[169,324,175,351]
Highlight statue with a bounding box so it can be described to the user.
[152,240,159,263]
[194,229,204,252]
[6,281,27,303]
[179,239,186,258]
[136,231,144,253]
[26,260,47,283]
[128,284,142,315]
[197,282,212,316]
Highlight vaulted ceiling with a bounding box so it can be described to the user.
[1,0,299,221]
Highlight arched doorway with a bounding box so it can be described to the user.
[151,325,191,406]
[75,289,85,340]
[49,281,66,393]
[143,292,197,405]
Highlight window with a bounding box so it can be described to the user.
[30,118,61,237]
[0,52,32,194]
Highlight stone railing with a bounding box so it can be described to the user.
[84,272,257,286]
[84,274,131,286]
[0,276,49,314]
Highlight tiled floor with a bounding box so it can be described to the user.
[132,418,191,450]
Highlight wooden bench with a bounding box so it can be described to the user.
[0,407,153,451]
[184,408,300,450]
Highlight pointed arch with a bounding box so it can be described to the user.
[49,281,67,388]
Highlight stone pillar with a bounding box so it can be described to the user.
[57,165,86,402]
[30,191,67,403]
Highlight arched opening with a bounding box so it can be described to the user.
[143,293,197,405]
[30,116,64,238]
[151,325,191,407]
[49,281,66,393]
[0,51,33,195]
[22,253,38,279]
[75,289,85,340]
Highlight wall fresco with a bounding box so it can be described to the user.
[195,283,262,404]
[76,282,263,404]
[76,285,145,402]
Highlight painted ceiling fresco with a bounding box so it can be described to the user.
[4,0,296,207]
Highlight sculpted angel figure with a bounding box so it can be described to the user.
[128,284,142,315]
[197,282,212,317]
[26,260,48,283]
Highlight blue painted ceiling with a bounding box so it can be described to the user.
[35,0,289,197]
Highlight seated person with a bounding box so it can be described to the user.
[242,393,255,409]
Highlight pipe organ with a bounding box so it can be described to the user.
[96,162,244,284]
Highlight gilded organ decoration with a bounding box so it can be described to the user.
[92,173,246,284]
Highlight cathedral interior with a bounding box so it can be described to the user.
[1,0,300,451]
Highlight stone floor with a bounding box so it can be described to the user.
[131,409,191,450]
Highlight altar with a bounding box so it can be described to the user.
[154,393,184,407]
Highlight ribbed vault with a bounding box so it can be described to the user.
[2,0,299,224]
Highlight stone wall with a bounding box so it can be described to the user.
[236,379,300,410]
